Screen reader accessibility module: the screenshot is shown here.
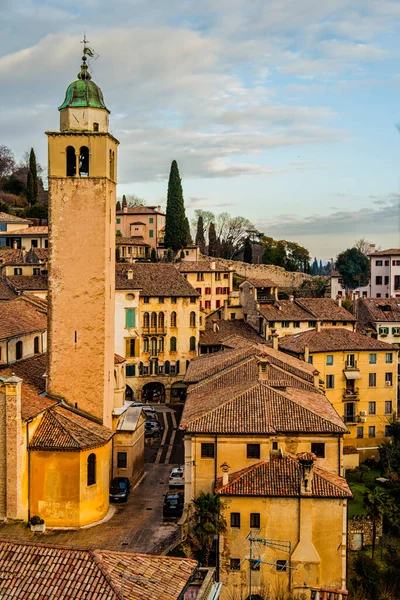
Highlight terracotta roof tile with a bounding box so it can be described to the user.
[259,300,313,321]
[6,226,48,235]
[369,248,400,256]
[215,456,352,498]
[116,237,148,246]
[0,212,31,224]
[177,261,231,273]
[6,275,48,291]
[116,263,199,296]
[184,346,253,383]
[0,540,197,600]
[295,298,356,321]
[0,296,47,340]
[29,406,114,451]
[245,277,278,288]
[357,297,400,324]
[114,353,126,364]
[279,327,395,354]
[0,249,24,264]
[200,318,265,347]
[117,205,165,215]
[0,279,16,299]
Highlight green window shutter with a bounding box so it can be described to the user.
[149,230,154,238]
[125,309,136,328]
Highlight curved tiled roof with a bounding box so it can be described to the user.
[0,297,47,340]
[200,318,265,347]
[6,275,48,291]
[215,456,352,498]
[177,261,231,273]
[116,263,199,296]
[279,327,395,353]
[0,541,198,600]
[29,406,113,451]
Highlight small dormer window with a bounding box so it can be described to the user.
[93,122,99,132]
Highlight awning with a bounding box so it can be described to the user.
[344,371,361,380]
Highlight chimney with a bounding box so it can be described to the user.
[1,375,23,520]
[123,205,128,213]
[297,452,316,496]
[257,358,269,379]
[316,320,321,332]
[337,297,342,307]
[210,261,216,270]
[127,269,133,280]
[212,319,219,333]
[289,295,294,303]
[220,462,230,486]
[21,246,27,260]
[13,240,18,250]
[271,332,279,350]
[304,344,309,363]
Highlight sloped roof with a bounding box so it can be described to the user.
[369,248,400,256]
[244,278,278,288]
[184,346,253,383]
[215,456,352,498]
[295,298,356,321]
[259,300,313,322]
[181,381,346,435]
[176,261,231,273]
[5,226,48,236]
[200,318,265,347]
[0,540,198,600]
[0,296,47,340]
[0,249,24,264]
[116,263,199,296]
[29,406,113,451]
[279,327,395,354]
[0,212,31,224]
[6,275,48,291]
[114,353,126,364]
[116,236,148,246]
[357,297,400,324]
[0,279,16,300]
[117,205,165,215]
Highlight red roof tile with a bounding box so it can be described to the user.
[200,318,265,347]
[245,277,278,288]
[0,540,198,600]
[116,263,199,296]
[6,226,48,235]
[0,296,47,340]
[369,248,400,256]
[279,327,395,354]
[215,455,352,498]
[0,212,31,224]
[177,261,231,273]
[6,275,48,291]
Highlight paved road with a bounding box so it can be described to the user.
[0,404,184,554]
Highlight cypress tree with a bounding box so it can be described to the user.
[26,170,35,206]
[122,195,127,209]
[184,216,192,246]
[164,160,187,251]
[116,200,121,211]
[208,222,218,257]
[29,148,38,204]
[150,248,157,262]
[319,259,323,275]
[195,216,206,254]
[243,237,252,263]
[311,258,319,275]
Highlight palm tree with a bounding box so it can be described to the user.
[189,492,227,566]
[363,487,396,560]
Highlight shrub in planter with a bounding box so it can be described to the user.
[29,515,45,532]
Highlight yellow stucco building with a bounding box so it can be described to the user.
[180,341,351,598]
[177,261,234,314]
[279,327,398,457]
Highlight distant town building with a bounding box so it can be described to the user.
[357,297,400,346]
[369,248,400,298]
[0,296,47,365]
[177,260,234,314]
[116,205,165,248]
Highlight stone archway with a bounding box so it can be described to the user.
[125,385,133,402]
[170,381,188,403]
[142,382,165,404]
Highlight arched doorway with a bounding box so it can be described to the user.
[171,381,188,403]
[125,385,133,403]
[142,382,165,404]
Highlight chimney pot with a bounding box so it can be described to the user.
[316,320,321,332]
[297,452,316,495]
[210,261,216,270]
[127,269,133,280]
[220,462,230,486]
[271,332,279,350]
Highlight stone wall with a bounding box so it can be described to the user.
[199,255,312,287]
[348,516,382,550]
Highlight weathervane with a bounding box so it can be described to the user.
[81,33,95,58]
[77,33,98,80]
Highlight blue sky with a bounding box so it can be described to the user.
[0,0,399,258]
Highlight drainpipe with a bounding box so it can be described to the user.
[214,433,218,487]
[26,419,32,521]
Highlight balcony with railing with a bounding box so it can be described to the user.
[343,387,359,400]
[256,291,276,304]
[142,327,166,335]
[343,414,358,425]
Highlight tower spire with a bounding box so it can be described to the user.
[78,34,94,81]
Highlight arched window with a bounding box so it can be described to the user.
[34,336,40,354]
[66,146,76,176]
[190,311,196,327]
[170,312,177,327]
[159,337,164,352]
[143,312,149,328]
[151,312,157,329]
[16,341,23,360]
[190,336,196,351]
[170,337,177,352]
[109,149,115,180]
[79,146,89,177]
[151,337,157,356]
[143,338,149,352]
[87,453,96,486]
[158,312,164,330]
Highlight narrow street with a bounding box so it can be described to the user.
[0,405,185,554]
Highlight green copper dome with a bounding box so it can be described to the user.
[58,54,109,113]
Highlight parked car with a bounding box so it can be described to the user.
[145,420,162,437]
[109,477,130,503]
[169,467,184,488]
[163,491,184,518]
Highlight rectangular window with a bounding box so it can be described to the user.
[171,296,177,303]
[369,354,377,364]
[272,441,278,450]
[376,276,382,285]
[116,230,121,236]
[126,364,135,377]
[385,425,391,437]
[231,313,236,320]
[149,217,154,223]
[386,353,393,364]
[385,276,389,285]
[395,275,400,290]
[368,402,376,415]
[369,373,376,387]
[197,273,204,281]
[216,300,221,308]
[376,260,383,266]
[368,426,376,438]
[14,268,22,275]
[230,559,240,570]
[223,273,229,279]
[308,356,313,364]
[326,355,334,366]
[116,218,120,224]
[143,297,149,304]
[125,338,136,358]
[250,513,260,529]
[159,297,164,303]
[125,308,136,328]
[205,301,211,309]
[190,297,196,303]
[385,373,393,386]
[201,443,215,458]
[326,375,335,389]
[117,452,127,468]
[276,560,287,572]
[230,513,240,528]
[357,427,364,439]
[31,240,38,248]
[385,401,392,414]
[205,287,211,295]
[33,267,40,275]
[247,444,260,459]
[346,354,355,368]
[293,322,300,328]
[311,443,325,458]
[379,327,389,335]
[282,321,290,328]
[250,559,260,571]
[215,273,221,281]
[385,260,390,266]
[308,321,316,327]
[392,327,400,335]
[149,230,154,238]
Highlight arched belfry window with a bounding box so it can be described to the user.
[109,150,115,180]
[87,453,96,486]
[79,146,89,177]
[66,146,76,176]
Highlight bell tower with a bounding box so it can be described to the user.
[46,44,118,427]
